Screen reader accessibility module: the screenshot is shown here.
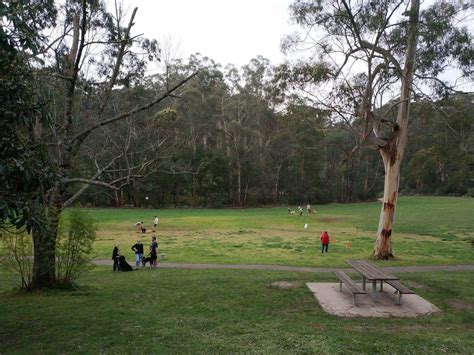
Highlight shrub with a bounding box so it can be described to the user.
[0,230,34,290]
[56,209,97,287]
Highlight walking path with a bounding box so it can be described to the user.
[93,259,474,273]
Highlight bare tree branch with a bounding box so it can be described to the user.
[98,7,138,115]
[62,154,123,209]
[65,178,120,190]
[70,71,199,156]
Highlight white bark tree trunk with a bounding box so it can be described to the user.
[373,0,420,259]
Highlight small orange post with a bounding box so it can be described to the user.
[333,236,337,243]
[345,242,351,252]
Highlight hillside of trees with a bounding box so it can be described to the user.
[67,55,473,208]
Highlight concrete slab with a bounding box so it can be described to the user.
[306,282,440,318]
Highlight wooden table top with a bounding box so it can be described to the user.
[347,260,399,281]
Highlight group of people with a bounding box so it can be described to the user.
[112,236,159,271]
[134,216,159,234]
[287,204,332,254]
[288,204,315,216]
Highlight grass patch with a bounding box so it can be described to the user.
[82,196,473,267]
[0,268,473,353]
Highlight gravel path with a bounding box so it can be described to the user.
[92,260,474,273]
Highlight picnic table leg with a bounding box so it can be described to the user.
[362,276,366,291]
[372,280,377,303]
[379,281,384,292]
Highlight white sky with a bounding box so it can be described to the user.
[123,0,296,69]
[121,0,472,92]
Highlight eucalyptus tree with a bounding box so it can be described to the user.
[405,94,474,195]
[174,55,228,205]
[3,0,196,288]
[218,58,281,206]
[240,56,279,203]
[285,0,473,258]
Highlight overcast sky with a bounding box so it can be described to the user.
[121,0,472,92]
[123,0,296,70]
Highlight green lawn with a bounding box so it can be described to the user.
[83,196,474,267]
[0,267,473,353]
[1,196,473,353]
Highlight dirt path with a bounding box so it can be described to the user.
[93,260,474,273]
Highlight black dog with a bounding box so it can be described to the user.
[141,255,153,268]
[119,255,133,272]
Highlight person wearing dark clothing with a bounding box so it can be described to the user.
[112,245,120,271]
[131,240,144,270]
[150,236,158,268]
[118,255,133,271]
[320,230,330,253]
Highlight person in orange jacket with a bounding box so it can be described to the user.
[320,230,330,253]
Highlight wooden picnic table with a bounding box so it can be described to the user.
[347,260,400,303]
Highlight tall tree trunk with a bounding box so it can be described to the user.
[115,188,124,207]
[31,185,62,288]
[373,157,400,258]
[191,175,197,207]
[363,155,370,196]
[236,159,242,207]
[274,160,283,204]
[30,4,82,289]
[132,180,140,207]
[32,225,58,288]
[373,0,420,259]
[244,175,250,206]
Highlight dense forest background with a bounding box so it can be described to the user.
[67,54,474,208]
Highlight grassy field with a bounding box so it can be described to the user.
[0,196,473,353]
[0,267,473,353]
[85,196,474,267]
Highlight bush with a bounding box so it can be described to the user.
[0,230,34,290]
[56,209,97,287]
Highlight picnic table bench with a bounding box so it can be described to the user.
[333,270,366,305]
[385,280,415,305]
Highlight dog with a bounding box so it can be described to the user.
[141,255,153,268]
[118,255,133,272]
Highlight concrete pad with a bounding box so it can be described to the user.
[306,283,440,318]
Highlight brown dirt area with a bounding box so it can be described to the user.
[268,281,301,289]
[445,299,473,311]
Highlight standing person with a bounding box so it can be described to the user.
[152,216,159,232]
[307,204,313,214]
[112,244,120,271]
[320,230,330,254]
[150,236,158,268]
[298,206,303,216]
[131,240,144,270]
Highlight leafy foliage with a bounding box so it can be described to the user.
[0,1,57,232]
[56,209,97,287]
[0,230,34,290]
